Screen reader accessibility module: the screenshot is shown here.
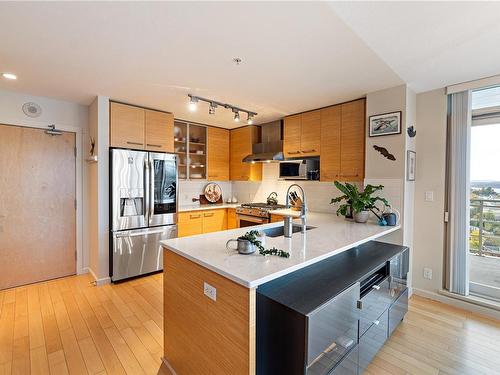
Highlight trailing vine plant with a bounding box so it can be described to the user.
[238,230,290,258]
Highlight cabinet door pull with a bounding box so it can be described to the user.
[373,320,380,326]
[190,214,201,219]
[204,213,214,217]
[147,143,162,148]
[356,300,363,310]
[287,151,301,155]
[127,141,143,146]
[340,174,359,178]
[301,149,316,153]
[372,284,381,290]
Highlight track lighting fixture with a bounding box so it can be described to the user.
[188,95,198,112]
[187,94,257,123]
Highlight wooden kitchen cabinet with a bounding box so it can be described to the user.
[283,114,302,158]
[320,105,342,181]
[320,99,365,182]
[270,214,285,223]
[299,110,321,156]
[283,111,321,158]
[207,127,230,181]
[230,126,262,181]
[339,99,365,181]
[110,101,174,152]
[178,211,203,237]
[110,102,145,149]
[201,209,227,233]
[145,109,174,152]
[178,208,227,237]
[227,208,238,229]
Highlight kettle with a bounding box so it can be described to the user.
[266,192,278,206]
[381,208,400,226]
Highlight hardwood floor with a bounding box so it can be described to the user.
[0,273,499,375]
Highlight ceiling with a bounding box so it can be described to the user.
[0,2,499,128]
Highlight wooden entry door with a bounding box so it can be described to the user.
[0,124,76,290]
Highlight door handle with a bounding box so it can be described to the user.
[340,174,359,178]
[149,159,154,223]
[190,214,201,219]
[204,213,214,217]
[301,149,316,153]
[127,141,143,146]
[287,151,300,155]
[372,284,381,290]
[147,144,162,148]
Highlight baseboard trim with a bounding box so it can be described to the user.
[88,267,111,286]
[161,357,177,375]
[412,287,500,320]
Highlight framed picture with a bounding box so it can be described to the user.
[407,150,416,181]
[369,111,402,137]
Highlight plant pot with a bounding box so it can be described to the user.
[354,210,369,223]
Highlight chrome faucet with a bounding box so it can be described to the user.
[284,184,307,238]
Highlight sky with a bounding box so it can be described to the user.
[470,124,500,181]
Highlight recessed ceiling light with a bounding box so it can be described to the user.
[2,72,17,80]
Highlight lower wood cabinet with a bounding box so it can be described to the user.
[178,209,227,237]
[227,208,238,229]
[270,214,285,223]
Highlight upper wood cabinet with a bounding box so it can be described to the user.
[145,110,174,152]
[110,102,145,149]
[320,105,341,181]
[283,114,302,157]
[339,99,365,181]
[283,110,321,157]
[230,126,262,181]
[320,98,365,182]
[300,110,321,156]
[110,102,174,152]
[207,127,230,181]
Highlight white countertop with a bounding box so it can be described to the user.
[162,212,400,288]
[178,203,240,212]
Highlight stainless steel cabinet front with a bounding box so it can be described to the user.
[306,282,360,375]
[388,288,408,336]
[359,310,388,372]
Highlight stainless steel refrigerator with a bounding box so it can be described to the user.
[110,149,178,282]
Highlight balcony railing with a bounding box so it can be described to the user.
[470,198,500,257]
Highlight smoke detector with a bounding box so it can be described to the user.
[22,102,42,118]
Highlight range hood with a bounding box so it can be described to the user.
[242,120,284,163]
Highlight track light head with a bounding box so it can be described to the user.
[233,110,240,122]
[188,95,198,112]
[247,113,254,125]
[209,102,217,115]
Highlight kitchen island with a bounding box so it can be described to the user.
[161,212,402,375]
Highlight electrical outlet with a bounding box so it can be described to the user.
[425,191,434,202]
[203,282,216,301]
[423,267,433,280]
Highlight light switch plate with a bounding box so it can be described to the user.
[425,191,434,202]
[423,267,433,280]
[203,282,216,301]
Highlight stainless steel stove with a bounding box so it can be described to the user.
[236,203,286,227]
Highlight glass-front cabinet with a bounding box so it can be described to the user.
[174,120,207,180]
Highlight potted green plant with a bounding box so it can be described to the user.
[330,181,389,223]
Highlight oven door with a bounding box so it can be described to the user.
[237,214,269,228]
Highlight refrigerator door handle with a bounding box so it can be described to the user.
[149,158,154,225]
[115,228,167,238]
[144,157,150,223]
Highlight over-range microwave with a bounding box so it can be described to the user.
[279,159,320,180]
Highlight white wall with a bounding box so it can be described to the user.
[0,89,90,273]
[231,163,349,213]
[179,180,232,206]
[413,88,448,293]
[87,96,110,283]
